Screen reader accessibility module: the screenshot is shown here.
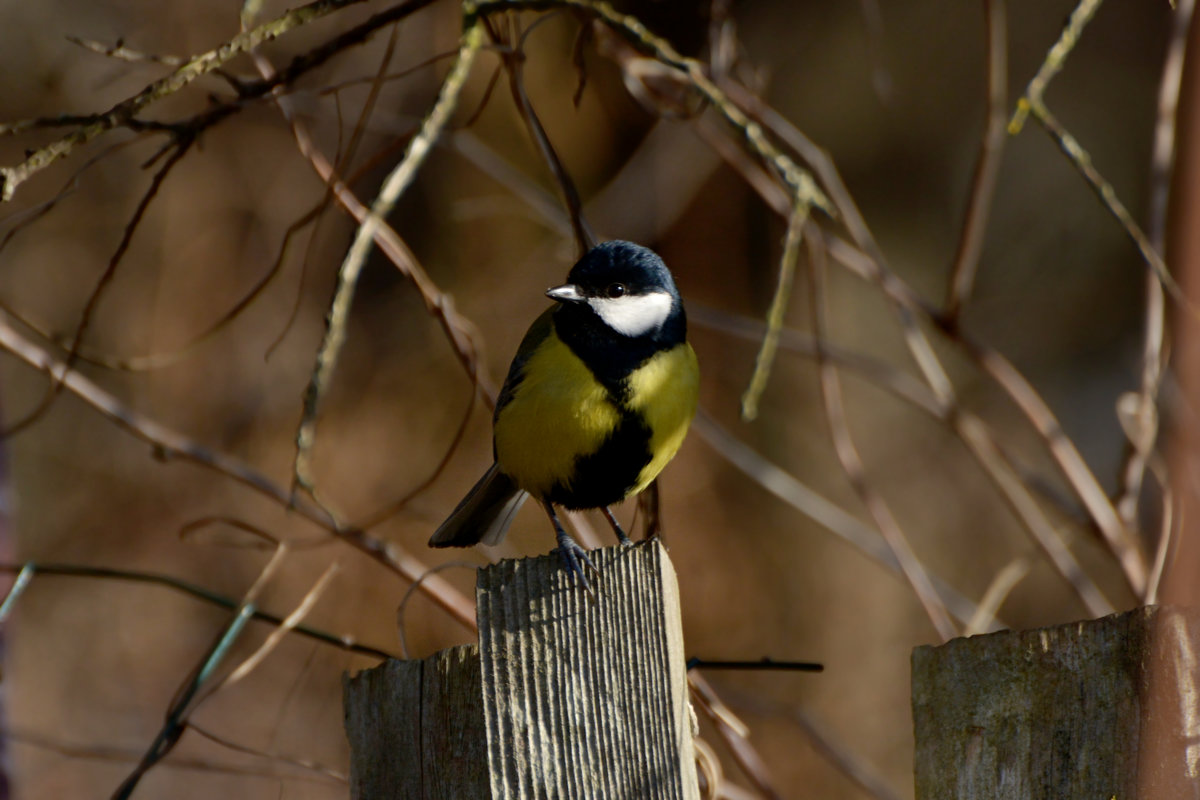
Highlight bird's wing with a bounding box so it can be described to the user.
[494,306,556,421]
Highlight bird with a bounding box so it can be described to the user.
[429,240,699,588]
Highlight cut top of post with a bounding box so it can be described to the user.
[476,540,699,800]
[912,605,1200,799]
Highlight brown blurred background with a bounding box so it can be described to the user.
[0,0,1177,797]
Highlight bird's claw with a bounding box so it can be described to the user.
[555,532,600,597]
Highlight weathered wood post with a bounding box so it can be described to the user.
[912,605,1200,798]
[344,541,699,799]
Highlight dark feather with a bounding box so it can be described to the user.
[429,464,528,547]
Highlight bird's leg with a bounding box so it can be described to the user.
[601,506,633,547]
[542,500,599,595]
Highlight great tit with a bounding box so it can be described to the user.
[429,240,699,585]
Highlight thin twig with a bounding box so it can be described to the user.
[693,100,1116,610]
[741,203,809,420]
[0,304,478,628]
[312,48,468,97]
[944,0,1008,322]
[1,141,190,437]
[396,560,479,658]
[0,564,33,623]
[713,684,905,800]
[9,727,342,783]
[694,303,1113,617]
[964,557,1031,637]
[1028,100,1190,308]
[111,544,290,798]
[718,78,957,409]
[1008,0,1104,136]
[691,304,943,414]
[694,736,724,800]
[2,6,454,376]
[1144,487,1177,605]
[332,18,403,179]
[290,18,485,497]
[693,409,997,629]
[688,672,783,800]
[0,0,377,200]
[495,16,596,253]
[13,179,343,375]
[67,36,187,67]
[0,140,142,258]
[64,143,189,359]
[1116,0,1193,533]
[216,561,340,688]
[355,379,478,530]
[0,561,395,659]
[178,515,277,547]
[188,723,346,782]
[952,414,1114,617]
[472,1,832,211]
[806,227,957,640]
[964,338,1147,597]
[824,234,1149,597]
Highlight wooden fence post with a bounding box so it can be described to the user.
[344,541,699,799]
[912,605,1200,799]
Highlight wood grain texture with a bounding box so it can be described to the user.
[912,605,1200,799]
[344,644,488,799]
[476,540,699,799]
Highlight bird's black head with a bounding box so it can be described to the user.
[546,241,687,389]
[547,241,684,342]
[561,240,679,301]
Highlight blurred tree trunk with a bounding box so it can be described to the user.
[1165,10,1200,606]
[0,410,11,799]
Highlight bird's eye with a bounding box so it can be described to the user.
[606,283,627,298]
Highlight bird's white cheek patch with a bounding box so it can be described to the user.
[588,292,674,337]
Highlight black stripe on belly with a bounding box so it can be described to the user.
[546,411,652,510]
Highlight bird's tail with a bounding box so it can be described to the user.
[429,463,528,548]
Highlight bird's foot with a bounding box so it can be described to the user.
[601,506,634,547]
[555,528,600,597]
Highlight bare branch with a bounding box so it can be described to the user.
[0,560,395,658]
[3,141,192,438]
[9,727,342,783]
[965,557,1031,637]
[1008,0,1104,135]
[1116,0,1194,530]
[111,544,291,797]
[806,227,957,640]
[495,16,596,254]
[66,35,187,67]
[944,0,1008,321]
[717,78,957,409]
[688,672,783,800]
[824,234,1149,597]
[291,18,485,498]
[0,0,376,200]
[218,561,341,688]
[740,204,809,420]
[189,724,347,782]
[0,304,478,628]
[694,304,1113,617]
[1029,101,1189,309]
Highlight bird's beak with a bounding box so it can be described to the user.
[546,284,585,303]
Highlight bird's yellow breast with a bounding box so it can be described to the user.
[493,331,698,503]
[494,331,621,498]
[626,343,699,493]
